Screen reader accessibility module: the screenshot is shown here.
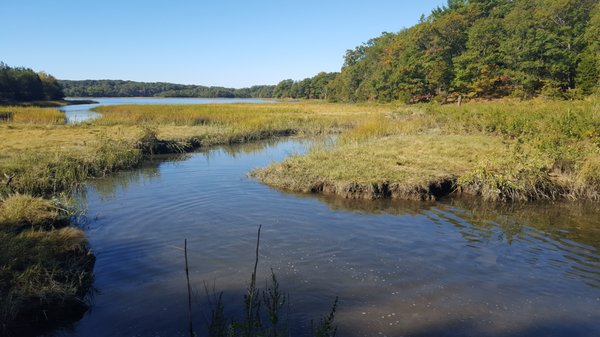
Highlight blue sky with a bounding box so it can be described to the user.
[1,0,447,87]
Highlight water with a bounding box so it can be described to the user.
[59,97,271,123]
[50,139,599,337]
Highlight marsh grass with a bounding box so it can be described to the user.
[0,195,94,333]
[0,194,65,231]
[0,143,141,196]
[254,98,600,201]
[93,103,371,135]
[253,135,513,200]
[0,106,65,125]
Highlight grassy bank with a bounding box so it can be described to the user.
[253,135,514,200]
[1,103,382,196]
[253,98,600,201]
[0,194,94,335]
[3,99,598,202]
[0,106,65,125]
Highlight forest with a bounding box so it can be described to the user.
[325,0,600,102]
[0,63,64,102]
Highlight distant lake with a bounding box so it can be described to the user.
[59,97,272,123]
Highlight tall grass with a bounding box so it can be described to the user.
[0,194,64,231]
[255,98,600,201]
[0,194,94,332]
[0,141,141,196]
[93,103,369,136]
[0,106,65,125]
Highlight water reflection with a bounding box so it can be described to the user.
[316,194,600,288]
[57,139,599,337]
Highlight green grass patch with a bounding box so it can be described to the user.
[253,135,513,200]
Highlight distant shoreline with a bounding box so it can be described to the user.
[0,99,98,107]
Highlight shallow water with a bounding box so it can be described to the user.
[49,138,599,337]
[59,97,271,123]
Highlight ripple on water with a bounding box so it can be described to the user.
[53,139,600,337]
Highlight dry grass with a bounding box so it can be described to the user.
[93,102,389,125]
[92,103,377,141]
[3,99,599,201]
[0,194,63,230]
[0,106,65,125]
[0,103,391,196]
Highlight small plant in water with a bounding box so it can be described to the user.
[186,226,338,337]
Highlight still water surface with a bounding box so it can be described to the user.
[49,138,600,337]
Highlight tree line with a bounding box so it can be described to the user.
[58,72,339,100]
[0,62,64,102]
[58,79,270,99]
[326,0,600,102]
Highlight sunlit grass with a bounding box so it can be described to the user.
[253,134,514,200]
[1,98,599,329]
[0,106,65,125]
[0,194,62,230]
[254,98,600,201]
[2,99,599,201]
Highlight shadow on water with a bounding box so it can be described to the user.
[311,194,600,288]
[47,138,600,337]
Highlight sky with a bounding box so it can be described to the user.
[1,0,447,88]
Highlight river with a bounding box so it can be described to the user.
[47,98,600,337]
